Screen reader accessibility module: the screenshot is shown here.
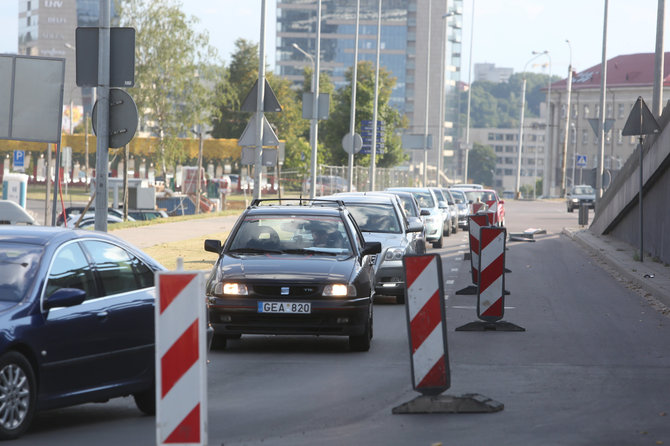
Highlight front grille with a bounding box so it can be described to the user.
[252,285,319,298]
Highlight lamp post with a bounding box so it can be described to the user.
[515,53,545,198]
[531,50,551,199]
[560,39,573,198]
[596,0,609,200]
[347,0,360,192]
[438,11,455,187]
[422,0,432,187]
[292,41,318,197]
[463,0,475,185]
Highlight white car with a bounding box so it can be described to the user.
[386,187,449,249]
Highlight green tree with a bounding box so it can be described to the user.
[321,61,407,168]
[468,142,496,186]
[121,0,221,174]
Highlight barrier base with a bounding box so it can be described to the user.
[392,393,504,414]
[455,320,526,331]
[455,285,478,295]
[509,233,536,242]
[463,252,471,261]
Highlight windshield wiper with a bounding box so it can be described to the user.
[281,248,338,256]
[227,248,282,255]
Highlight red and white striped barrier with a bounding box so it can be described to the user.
[477,226,506,321]
[468,213,490,285]
[402,254,450,395]
[156,272,208,445]
[485,200,498,225]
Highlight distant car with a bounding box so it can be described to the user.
[567,185,596,212]
[0,200,37,225]
[329,192,425,303]
[376,190,427,254]
[430,188,454,236]
[65,213,133,229]
[126,209,169,221]
[0,226,165,439]
[386,187,448,248]
[204,198,381,351]
[502,190,515,199]
[451,183,484,190]
[302,175,353,196]
[56,206,125,226]
[447,188,470,229]
[460,188,506,227]
[439,188,459,234]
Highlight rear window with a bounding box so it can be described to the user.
[345,203,401,234]
[0,243,43,302]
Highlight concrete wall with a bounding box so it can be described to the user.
[590,101,670,264]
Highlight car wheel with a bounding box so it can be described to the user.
[432,233,443,249]
[0,352,36,441]
[396,293,406,305]
[210,334,228,350]
[349,311,372,352]
[133,386,156,415]
[567,205,573,213]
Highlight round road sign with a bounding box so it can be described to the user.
[342,132,363,154]
[92,88,138,148]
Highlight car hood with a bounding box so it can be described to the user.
[362,231,407,248]
[571,194,596,199]
[218,254,355,283]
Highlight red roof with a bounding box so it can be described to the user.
[550,52,670,91]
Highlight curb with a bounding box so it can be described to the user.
[562,228,670,310]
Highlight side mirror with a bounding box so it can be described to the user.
[438,200,448,209]
[406,218,424,233]
[499,199,505,205]
[44,288,86,310]
[204,239,222,253]
[455,198,463,204]
[362,241,382,256]
[420,209,430,216]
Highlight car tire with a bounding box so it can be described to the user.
[349,312,372,352]
[432,234,443,249]
[567,205,573,213]
[396,293,405,305]
[452,220,458,234]
[0,352,37,441]
[133,386,156,415]
[210,334,228,350]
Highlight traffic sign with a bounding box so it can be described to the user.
[342,132,363,154]
[576,154,587,168]
[75,27,135,87]
[91,88,138,148]
[13,150,24,169]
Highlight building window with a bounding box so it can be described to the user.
[582,129,588,145]
[495,133,504,140]
[505,134,515,141]
[504,169,514,175]
[488,133,495,141]
[595,104,601,118]
[605,129,611,143]
[504,157,515,165]
[494,145,503,152]
[606,103,613,118]
[617,128,623,144]
[561,104,567,118]
[584,104,590,117]
[505,146,514,153]
[617,103,626,119]
[571,104,578,117]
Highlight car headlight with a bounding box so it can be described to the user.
[323,284,356,297]
[425,216,437,224]
[213,282,249,296]
[571,198,579,203]
[384,247,404,261]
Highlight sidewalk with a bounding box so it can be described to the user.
[563,227,670,310]
[111,214,241,249]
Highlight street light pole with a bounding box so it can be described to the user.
[532,50,551,199]
[438,11,455,187]
[310,0,322,198]
[422,0,432,187]
[292,42,317,197]
[560,39,573,198]
[596,0,609,200]
[369,0,382,191]
[516,53,545,199]
[347,0,361,192]
[463,0,475,185]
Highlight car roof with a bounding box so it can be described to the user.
[245,203,345,218]
[0,226,119,246]
[0,200,37,225]
[330,192,397,205]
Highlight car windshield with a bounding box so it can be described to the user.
[410,191,435,208]
[345,203,401,234]
[465,190,497,203]
[228,215,352,256]
[0,243,43,302]
[395,195,418,217]
[573,186,594,195]
[450,190,466,203]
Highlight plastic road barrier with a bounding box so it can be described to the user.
[402,254,450,395]
[477,226,507,322]
[156,272,208,445]
[468,213,490,285]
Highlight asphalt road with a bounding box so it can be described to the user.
[14,200,670,446]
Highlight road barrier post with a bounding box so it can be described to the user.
[393,254,504,414]
[457,226,525,332]
[456,213,489,295]
[156,272,208,445]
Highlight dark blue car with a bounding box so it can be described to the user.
[0,226,165,440]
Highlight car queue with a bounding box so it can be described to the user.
[0,183,506,439]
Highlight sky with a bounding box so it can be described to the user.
[0,0,668,80]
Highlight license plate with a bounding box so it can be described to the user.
[258,302,311,314]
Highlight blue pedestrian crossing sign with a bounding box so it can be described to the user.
[13,150,25,169]
[576,154,587,168]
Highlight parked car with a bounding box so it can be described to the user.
[438,188,459,234]
[126,209,169,221]
[460,188,506,226]
[567,185,596,212]
[429,188,454,236]
[0,200,37,225]
[64,213,134,229]
[0,226,165,440]
[302,175,353,196]
[376,190,428,254]
[56,206,125,226]
[447,188,470,229]
[203,198,381,352]
[451,183,484,190]
[386,187,448,248]
[328,192,424,303]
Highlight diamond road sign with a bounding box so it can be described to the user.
[576,154,587,168]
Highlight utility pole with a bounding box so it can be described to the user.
[94,0,110,232]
